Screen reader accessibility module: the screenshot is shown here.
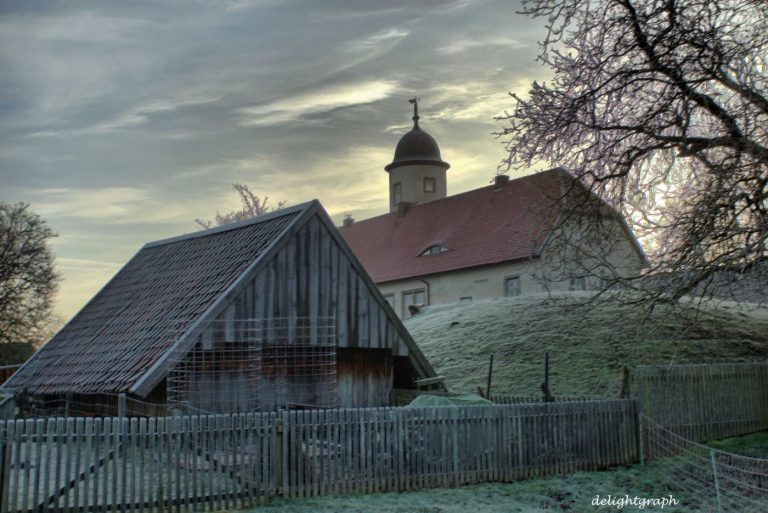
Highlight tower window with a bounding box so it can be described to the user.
[392,182,402,205]
[424,177,436,193]
[505,276,521,297]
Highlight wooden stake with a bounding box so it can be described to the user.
[486,354,494,399]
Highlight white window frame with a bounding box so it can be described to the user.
[504,276,522,297]
[392,182,402,205]
[570,276,587,291]
[402,288,427,318]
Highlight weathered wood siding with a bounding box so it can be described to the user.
[217,214,409,355]
[337,349,393,408]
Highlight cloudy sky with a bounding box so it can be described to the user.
[1,0,551,321]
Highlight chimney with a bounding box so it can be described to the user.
[494,174,510,187]
[342,214,354,228]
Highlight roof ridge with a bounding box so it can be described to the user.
[144,200,315,249]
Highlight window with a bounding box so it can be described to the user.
[570,276,587,291]
[419,245,450,256]
[392,182,402,205]
[383,294,395,310]
[402,288,427,318]
[460,296,473,303]
[505,276,521,297]
[424,177,436,193]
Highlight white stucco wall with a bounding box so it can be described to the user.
[388,164,447,211]
[379,259,543,319]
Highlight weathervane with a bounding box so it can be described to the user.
[409,97,420,128]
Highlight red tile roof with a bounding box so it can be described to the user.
[341,168,568,283]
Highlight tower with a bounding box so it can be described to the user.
[385,99,450,212]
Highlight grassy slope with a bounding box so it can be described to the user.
[404,293,768,397]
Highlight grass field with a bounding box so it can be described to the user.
[404,293,768,398]
[250,431,768,513]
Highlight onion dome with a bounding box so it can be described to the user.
[385,100,450,172]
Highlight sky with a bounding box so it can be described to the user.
[1,0,552,321]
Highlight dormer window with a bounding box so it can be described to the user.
[420,245,451,256]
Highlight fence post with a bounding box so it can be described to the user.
[632,367,645,466]
[275,412,285,496]
[710,449,722,513]
[637,410,644,465]
[65,392,72,417]
[118,394,127,418]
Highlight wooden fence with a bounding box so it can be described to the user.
[489,394,601,404]
[0,413,279,513]
[635,362,768,442]
[0,400,638,513]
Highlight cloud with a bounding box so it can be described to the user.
[336,27,410,71]
[0,0,550,321]
[438,36,527,55]
[29,187,186,224]
[237,80,398,126]
[62,95,223,135]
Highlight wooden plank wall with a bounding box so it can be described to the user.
[220,215,408,356]
[635,362,768,442]
[336,349,393,408]
[0,400,637,513]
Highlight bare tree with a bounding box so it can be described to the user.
[498,0,768,303]
[195,183,286,229]
[0,203,59,348]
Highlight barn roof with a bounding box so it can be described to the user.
[5,201,437,396]
[341,169,568,283]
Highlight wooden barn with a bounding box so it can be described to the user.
[1,200,440,416]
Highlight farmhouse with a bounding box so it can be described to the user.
[1,200,439,415]
[341,104,648,318]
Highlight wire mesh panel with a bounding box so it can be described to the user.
[167,318,337,414]
[259,318,337,411]
[643,414,768,512]
[167,339,261,414]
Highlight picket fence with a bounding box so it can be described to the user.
[635,362,768,442]
[0,400,638,513]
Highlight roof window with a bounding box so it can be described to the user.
[420,245,451,256]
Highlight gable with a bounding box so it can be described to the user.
[133,205,438,396]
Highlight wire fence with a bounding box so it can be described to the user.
[643,414,768,513]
